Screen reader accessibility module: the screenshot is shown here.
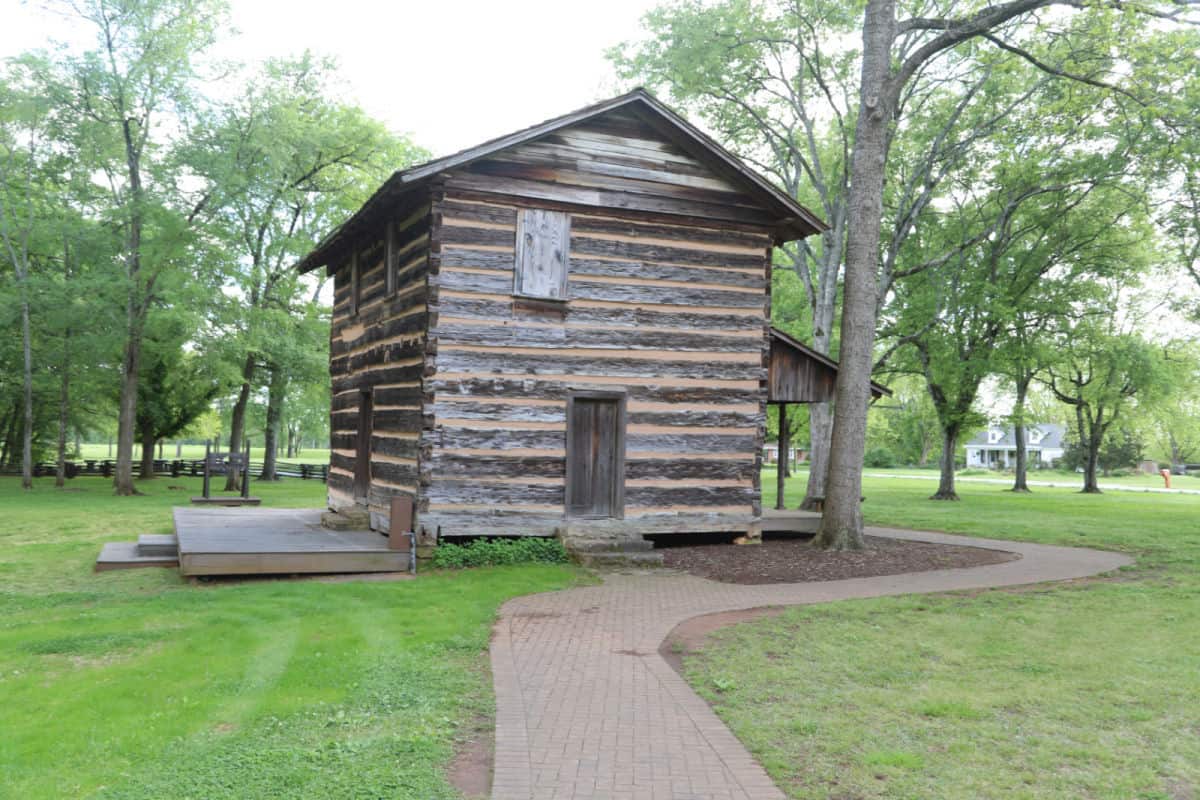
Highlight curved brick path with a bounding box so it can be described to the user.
[488,528,1132,800]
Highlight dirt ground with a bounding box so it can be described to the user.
[659,534,1019,585]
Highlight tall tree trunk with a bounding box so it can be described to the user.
[107,435,113,458]
[176,440,182,458]
[140,424,157,480]
[931,425,961,500]
[801,402,833,509]
[1168,431,1182,469]
[1082,436,1102,493]
[1011,373,1031,493]
[20,290,33,489]
[814,0,896,550]
[1,405,12,467]
[114,321,142,494]
[286,424,295,459]
[224,354,256,491]
[55,329,71,488]
[261,365,286,481]
[775,406,790,510]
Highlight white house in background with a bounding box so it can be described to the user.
[965,424,1066,469]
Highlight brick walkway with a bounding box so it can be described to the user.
[489,527,1132,800]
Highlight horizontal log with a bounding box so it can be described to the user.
[433,400,563,424]
[624,458,757,481]
[435,269,765,308]
[426,453,754,482]
[436,427,566,451]
[345,342,425,374]
[438,198,518,226]
[370,460,419,487]
[625,432,758,455]
[427,453,566,479]
[625,485,756,508]
[331,311,426,358]
[425,479,564,506]
[570,235,765,270]
[429,376,762,405]
[367,485,417,510]
[431,398,758,428]
[432,323,763,353]
[566,256,764,290]
[432,294,764,332]
[332,362,426,394]
[419,510,564,537]
[433,350,765,381]
[439,224,515,249]
[370,434,420,460]
[569,214,770,250]
[373,408,425,432]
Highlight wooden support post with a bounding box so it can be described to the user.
[202,439,211,499]
[775,404,789,511]
[241,438,251,499]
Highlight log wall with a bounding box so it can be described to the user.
[328,196,431,525]
[419,184,774,537]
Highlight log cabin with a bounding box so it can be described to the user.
[296,88,881,547]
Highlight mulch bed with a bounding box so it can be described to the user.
[659,535,1018,585]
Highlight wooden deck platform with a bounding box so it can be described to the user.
[173,507,410,577]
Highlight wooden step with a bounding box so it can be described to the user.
[190,496,262,506]
[561,537,655,554]
[95,541,178,571]
[136,534,178,557]
[574,551,664,569]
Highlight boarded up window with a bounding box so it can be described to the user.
[514,209,569,300]
[349,250,360,316]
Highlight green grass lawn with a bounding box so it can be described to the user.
[766,463,1200,491]
[0,476,581,799]
[685,474,1200,799]
[74,443,332,465]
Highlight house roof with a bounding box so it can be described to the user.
[768,328,891,400]
[966,423,1066,449]
[297,88,827,274]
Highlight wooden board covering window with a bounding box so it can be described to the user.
[349,250,360,316]
[514,208,569,300]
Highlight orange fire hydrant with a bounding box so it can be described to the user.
[1160,468,1171,489]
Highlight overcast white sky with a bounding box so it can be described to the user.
[0,0,659,155]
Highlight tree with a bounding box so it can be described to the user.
[0,58,60,489]
[1047,322,1172,492]
[136,343,219,478]
[817,0,1195,547]
[59,0,226,494]
[194,54,423,489]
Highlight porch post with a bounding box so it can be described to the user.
[775,404,789,511]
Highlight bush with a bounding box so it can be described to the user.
[863,447,898,468]
[431,537,569,569]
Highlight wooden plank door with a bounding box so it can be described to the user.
[354,389,373,500]
[566,392,625,518]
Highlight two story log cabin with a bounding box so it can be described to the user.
[297,88,837,542]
